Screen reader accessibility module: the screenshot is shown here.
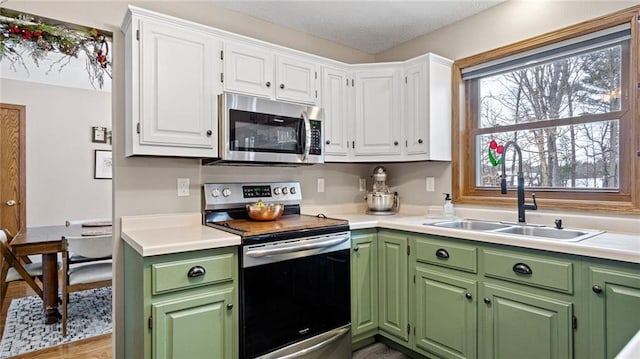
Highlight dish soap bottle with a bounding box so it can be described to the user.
[443,193,455,217]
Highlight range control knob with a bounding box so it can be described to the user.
[222,188,231,197]
[211,189,220,198]
[273,187,281,195]
[289,187,297,194]
[282,187,289,194]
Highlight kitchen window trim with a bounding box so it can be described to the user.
[452,6,640,214]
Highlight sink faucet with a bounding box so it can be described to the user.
[500,141,537,223]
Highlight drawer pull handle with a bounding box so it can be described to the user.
[465,292,472,300]
[512,263,533,275]
[187,265,206,278]
[353,246,359,252]
[592,285,603,294]
[435,248,450,259]
[483,297,491,304]
[227,303,234,310]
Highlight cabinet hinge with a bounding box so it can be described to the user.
[315,90,318,98]
[346,79,349,86]
[220,50,224,60]
[136,122,140,134]
[315,71,318,79]
[407,324,410,335]
[405,140,408,147]
[136,29,139,41]
[220,73,224,83]
[148,316,153,329]
[572,316,578,330]
[407,245,411,256]
[413,326,416,336]
[405,76,408,84]
[351,79,354,87]
[413,274,416,283]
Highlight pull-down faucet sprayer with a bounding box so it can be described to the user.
[500,141,537,223]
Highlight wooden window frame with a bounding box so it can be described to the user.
[452,6,640,214]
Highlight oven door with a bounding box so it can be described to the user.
[240,232,351,359]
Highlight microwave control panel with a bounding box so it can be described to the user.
[310,120,322,155]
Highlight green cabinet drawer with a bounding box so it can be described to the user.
[152,253,235,295]
[415,236,477,273]
[482,249,573,294]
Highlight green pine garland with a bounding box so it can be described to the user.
[0,11,112,89]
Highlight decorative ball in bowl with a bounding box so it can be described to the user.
[246,200,284,221]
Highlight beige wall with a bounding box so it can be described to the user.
[0,79,112,226]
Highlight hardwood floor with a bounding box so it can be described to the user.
[1,281,112,358]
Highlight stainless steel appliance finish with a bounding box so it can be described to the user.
[204,92,324,165]
[366,166,399,214]
[202,182,351,359]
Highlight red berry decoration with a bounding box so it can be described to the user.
[33,30,43,37]
[489,140,498,150]
[497,145,504,154]
[9,25,21,34]
[21,29,32,40]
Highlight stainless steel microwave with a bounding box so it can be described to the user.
[204,92,324,165]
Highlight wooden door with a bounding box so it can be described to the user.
[0,103,26,236]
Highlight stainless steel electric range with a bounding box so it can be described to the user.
[203,182,352,359]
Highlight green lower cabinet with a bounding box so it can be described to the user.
[351,230,379,339]
[152,289,234,359]
[414,265,477,359]
[586,264,640,358]
[479,283,573,359]
[378,230,410,343]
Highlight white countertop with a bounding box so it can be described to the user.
[121,213,240,256]
[617,330,640,358]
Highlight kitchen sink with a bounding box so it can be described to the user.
[429,220,510,231]
[493,226,603,242]
[427,219,603,242]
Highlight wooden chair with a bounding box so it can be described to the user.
[61,234,112,336]
[0,228,44,312]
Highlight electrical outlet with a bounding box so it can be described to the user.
[359,178,366,192]
[177,178,190,196]
[317,178,325,193]
[426,177,435,192]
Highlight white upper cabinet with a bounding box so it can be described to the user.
[353,67,402,157]
[224,42,318,104]
[123,9,221,157]
[321,66,352,159]
[403,54,453,161]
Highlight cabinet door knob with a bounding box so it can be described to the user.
[227,303,234,310]
[483,297,491,304]
[280,83,285,89]
[435,248,450,259]
[353,246,359,252]
[465,292,472,300]
[592,285,603,294]
[265,81,271,87]
[512,263,533,275]
[206,130,212,136]
[418,139,423,144]
[5,200,16,206]
[187,265,206,278]
[394,141,399,146]
[326,140,331,145]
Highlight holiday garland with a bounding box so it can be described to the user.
[0,11,111,89]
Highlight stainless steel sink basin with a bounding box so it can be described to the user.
[427,219,603,242]
[428,220,511,231]
[494,226,603,242]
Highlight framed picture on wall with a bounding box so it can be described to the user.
[92,126,107,143]
[94,150,112,179]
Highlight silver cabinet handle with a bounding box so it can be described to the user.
[6,200,16,206]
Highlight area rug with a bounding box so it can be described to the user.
[0,287,112,358]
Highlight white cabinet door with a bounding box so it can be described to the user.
[425,54,452,161]
[404,61,428,158]
[353,69,402,157]
[133,17,220,156]
[223,42,274,98]
[321,66,351,159]
[276,54,317,104]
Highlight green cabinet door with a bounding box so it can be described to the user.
[152,289,234,359]
[378,230,409,342]
[587,266,640,358]
[351,230,379,338]
[480,283,573,359]
[414,265,477,359]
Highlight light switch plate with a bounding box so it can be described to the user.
[359,178,366,192]
[317,178,325,193]
[177,178,190,196]
[426,177,435,192]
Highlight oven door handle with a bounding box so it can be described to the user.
[301,111,311,162]
[261,325,350,359]
[245,236,349,258]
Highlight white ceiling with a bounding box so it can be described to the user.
[211,0,505,54]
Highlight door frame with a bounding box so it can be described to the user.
[1,103,26,234]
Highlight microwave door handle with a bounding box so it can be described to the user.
[302,111,311,162]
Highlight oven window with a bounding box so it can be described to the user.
[241,249,350,358]
[229,109,303,154]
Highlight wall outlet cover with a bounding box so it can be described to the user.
[177,178,190,196]
[426,177,435,192]
[317,178,325,193]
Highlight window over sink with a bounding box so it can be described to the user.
[453,7,639,213]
